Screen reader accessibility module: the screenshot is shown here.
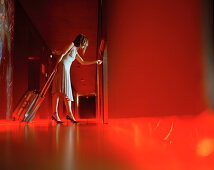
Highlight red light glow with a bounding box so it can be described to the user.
[1,110,214,170]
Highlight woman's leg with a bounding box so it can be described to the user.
[52,93,61,121]
[64,97,76,121]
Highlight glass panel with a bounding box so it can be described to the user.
[0,0,14,119]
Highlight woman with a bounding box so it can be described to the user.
[52,34,102,123]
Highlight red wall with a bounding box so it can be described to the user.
[107,0,207,118]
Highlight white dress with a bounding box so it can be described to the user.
[52,46,77,101]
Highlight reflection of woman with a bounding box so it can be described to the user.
[52,34,102,123]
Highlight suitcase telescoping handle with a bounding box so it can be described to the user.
[40,67,56,98]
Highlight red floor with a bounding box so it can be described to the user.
[0,110,214,170]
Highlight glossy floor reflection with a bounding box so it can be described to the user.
[1,110,214,170]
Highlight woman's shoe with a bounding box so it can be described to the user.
[66,115,78,123]
[51,115,63,124]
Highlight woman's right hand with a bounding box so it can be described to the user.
[97,60,103,65]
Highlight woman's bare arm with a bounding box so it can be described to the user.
[61,42,74,56]
[76,53,102,65]
[56,42,74,63]
[52,42,74,55]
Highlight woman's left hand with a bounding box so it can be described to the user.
[97,60,103,65]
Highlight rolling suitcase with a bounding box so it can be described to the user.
[12,67,57,122]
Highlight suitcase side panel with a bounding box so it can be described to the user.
[12,91,39,121]
[23,97,44,122]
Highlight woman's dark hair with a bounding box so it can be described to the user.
[73,34,88,47]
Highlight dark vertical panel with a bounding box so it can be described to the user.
[202,0,214,109]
